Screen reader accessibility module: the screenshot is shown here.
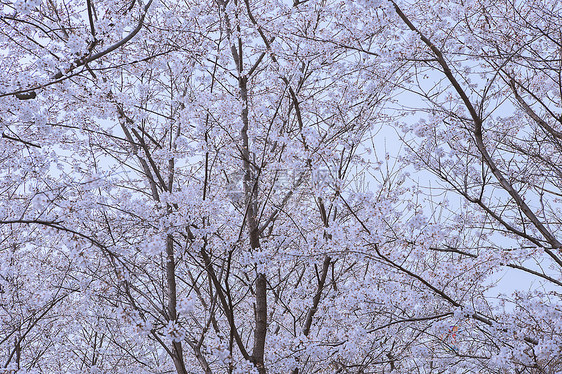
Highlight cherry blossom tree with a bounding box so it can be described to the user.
[385,0,562,372]
[1,0,561,373]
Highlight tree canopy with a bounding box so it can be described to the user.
[1,0,561,372]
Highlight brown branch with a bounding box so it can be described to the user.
[8,0,153,100]
[199,242,251,361]
[509,78,562,141]
[1,132,41,148]
[302,256,331,336]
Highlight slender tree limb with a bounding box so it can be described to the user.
[8,0,153,100]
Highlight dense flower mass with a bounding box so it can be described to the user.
[1,0,561,372]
